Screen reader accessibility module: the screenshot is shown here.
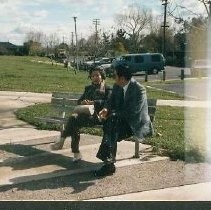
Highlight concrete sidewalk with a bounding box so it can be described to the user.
[0,91,211,200]
[0,138,167,187]
[89,182,211,201]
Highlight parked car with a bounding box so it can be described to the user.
[111,53,165,74]
[98,58,115,77]
[83,58,100,70]
[191,59,211,77]
[83,57,114,71]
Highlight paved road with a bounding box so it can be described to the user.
[133,65,211,100]
[146,77,211,100]
[133,66,188,81]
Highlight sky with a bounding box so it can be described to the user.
[0,0,207,45]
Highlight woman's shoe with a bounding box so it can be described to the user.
[72,152,82,162]
[50,137,65,150]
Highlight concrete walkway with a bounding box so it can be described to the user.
[0,91,211,200]
[89,182,211,201]
[0,139,167,186]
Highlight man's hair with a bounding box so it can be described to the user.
[115,64,132,81]
[89,66,106,80]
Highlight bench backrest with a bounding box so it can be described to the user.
[51,92,157,122]
[51,92,80,108]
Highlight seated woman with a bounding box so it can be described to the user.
[51,67,112,162]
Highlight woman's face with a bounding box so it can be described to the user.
[91,70,103,85]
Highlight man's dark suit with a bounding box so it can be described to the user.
[96,78,153,162]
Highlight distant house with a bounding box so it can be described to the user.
[0,42,23,55]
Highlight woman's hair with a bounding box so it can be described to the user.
[115,64,132,81]
[89,66,106,80]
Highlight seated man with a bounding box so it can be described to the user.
[95,64,154,176]
[51,67,112,161]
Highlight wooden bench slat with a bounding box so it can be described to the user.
[50,105,74,113]
[52,92,81,99]
[35,116,66,124]
[51,98,78,106]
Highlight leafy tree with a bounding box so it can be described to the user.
[23,40,43,56]
[109,29,128,56]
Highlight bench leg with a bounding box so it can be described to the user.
[60,111,66,136]
[134,139,140,158]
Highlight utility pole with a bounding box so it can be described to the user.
[71,32,74,57]
[161,0,169,58]
[93,19,100,61]
[200,0,211,17]
[71,32,74,46]
[73,16,78,73]
[208,1,211,21]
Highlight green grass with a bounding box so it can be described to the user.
[146,87,184,100]
[0,55,184,99]
[0,56,92,93]
[146,106,185,160]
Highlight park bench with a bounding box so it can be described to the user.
[37,92,157,158]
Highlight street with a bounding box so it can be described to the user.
[133,66,211,101]
[133,66,188,81]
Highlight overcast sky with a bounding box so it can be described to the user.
[0,0,207,45]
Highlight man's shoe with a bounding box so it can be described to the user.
[72,152,82,162]
[50,137,65,150]
[94,163,116,177]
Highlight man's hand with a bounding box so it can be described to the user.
[99,108,108,119]
[81,100,94,105]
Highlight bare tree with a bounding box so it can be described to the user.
[25,31,45,44]
[84,33,96,56]
[115,3,152,52]
[24,31,46,56]
[47,33,60,54]
[149,17,162,35]
[198,0,210,16]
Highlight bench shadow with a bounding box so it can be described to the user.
[0,143,98,170]
[0,144,44,159]
[0,143,103,194]
[0,142,156,196]
[0,166,103,195]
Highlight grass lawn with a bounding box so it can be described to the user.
[0,55,92,93]
[0,55,184,100]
